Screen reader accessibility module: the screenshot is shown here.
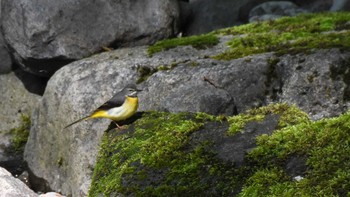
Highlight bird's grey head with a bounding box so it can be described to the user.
[123,84,141,97]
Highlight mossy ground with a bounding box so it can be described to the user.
[89,112,241,196]
[147,34,219,56]
[244,110,350,196]
[147,12,350,60]
[214,12,350,60]
[89,103,350,196]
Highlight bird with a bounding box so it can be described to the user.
[63,84,141,129]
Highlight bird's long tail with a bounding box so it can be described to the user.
[63,116,90,129]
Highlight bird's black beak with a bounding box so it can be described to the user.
[136,88,142,92]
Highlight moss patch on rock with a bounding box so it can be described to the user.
[227,103,310,135]
[147,34,219,56]
[89,104,350,196]
[89,111,243,196]
[213,12,350,60]
[147,12,350,60]
[243,110,350,196]
[9,115,31,153]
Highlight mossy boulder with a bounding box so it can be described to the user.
[25,12,350,196]
[89,103,350,196]
[149,12,350,60]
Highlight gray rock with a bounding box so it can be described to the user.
[330,0,350,11]
[0,34,12,74]
[249,1,308,22]
[192,114,279,167]
[24,39,350,196]
[0,0,12,74]
[0,72,40,134]
[1,0,180,76]
[293,0,332,12]
[139,55,273,114]
[24,48,144,196]
[279,49,350,120]
[0,72,39,177]
[0,167,38,197]
[184,0,246,35]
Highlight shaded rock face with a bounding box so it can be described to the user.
[294,0,333,12]
[1,0,180,77]
[184,0,248,35]
[0,33,12,74]
[0,1,12,74]
[249,1,308,22]
[330,0,350,11]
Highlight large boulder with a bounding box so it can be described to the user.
[24,12,350,196]
[1,0,180,76]
[143,47,350,119]
[89,110,286,196]
[24,47,147,196]
[89,102,350,196]
[24,44,350,196]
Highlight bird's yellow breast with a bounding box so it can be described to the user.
[91,96,138,121]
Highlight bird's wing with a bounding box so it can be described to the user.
[94,93,125,111]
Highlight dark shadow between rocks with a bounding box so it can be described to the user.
[13,68,49,96]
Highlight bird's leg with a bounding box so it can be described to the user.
[113,121,125,129]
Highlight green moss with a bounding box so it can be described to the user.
[227,103,310,135]
[136,66,157,84]
[194,112,226,122]
[213,12,350,60]
[57,157,63,167]
[148,12,350,61]
[238,168,296,197]
[10,115,31,153]
[244,111,350,196]
[89,111,242,196]
[89,104,350,197]
[147,34,219,56]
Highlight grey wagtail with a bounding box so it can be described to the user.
[64,84,141,129]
